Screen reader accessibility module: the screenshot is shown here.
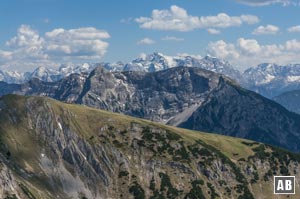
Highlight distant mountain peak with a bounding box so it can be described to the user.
[243,63,300,97]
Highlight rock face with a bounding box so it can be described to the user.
[3,67,224,123]
[1,95,300,199]
[3,66,300,152]
[273,89,300,114]
[178,78,300,152]
[77,67,221,123]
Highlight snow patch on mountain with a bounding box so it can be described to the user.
[0,63,98,84]
[243,63,300,97]
[3,52,300,99]
[287,76,300,82]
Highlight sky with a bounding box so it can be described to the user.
[0,0,300,72]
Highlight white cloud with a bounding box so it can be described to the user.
[0,25,110,71]
[208,40,240,60]
[240,15,261,24]
[199,13,259,28]
[207,28,221,35]
[5,25,47,61]
[0,50,12,60]
[6,25,44,48]
[235,0,297,6]
[176,53,202,59]
[138,53,147,60]
[137,38,155,45]
[135,5,259,31]
[161,36,184,41]
[45,27,110,58]
[288,25,300,32]
[252,25,279,35]
[285,39,300,51]
[207,38,300,69]
[237,38,261,54]
[45,27,110,40]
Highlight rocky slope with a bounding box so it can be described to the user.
[2,66,300,152]
[178,78,300,152]
[1,95,300,198]
[244,63,300,98]
[3,67,223,123]
[273,89,300,114]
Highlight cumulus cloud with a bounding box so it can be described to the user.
[137,38,155,45]
[237,38,261,54]
[235,0,297,6]
[288,25,300,32]
[206,28,221,35]
[208,40,240,60]
[207,38,300,69]
[252,25,279,35]
[5,25,48,63]
[135,5,259,31]
[45,27,110,59]
[0,25,110,71]
[161,36,184,41]
[6,25,44,48]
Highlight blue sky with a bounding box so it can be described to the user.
[0,0,300,71]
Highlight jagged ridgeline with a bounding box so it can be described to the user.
[0,95,300,199]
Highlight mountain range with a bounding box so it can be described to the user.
[0,53,243,85]
[244,63,300,98]
[1,94,300,198]
[1,54,300,198]
[2,52,300,100]
[0,63,97,84]
[1,66,300,152]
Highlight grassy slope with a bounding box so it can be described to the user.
[49,96,255,159]
[0,94,299,198]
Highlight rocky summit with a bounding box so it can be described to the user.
[1,95,300,198]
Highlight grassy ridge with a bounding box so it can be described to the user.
[0,94,300,198]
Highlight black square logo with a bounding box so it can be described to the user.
[274,176,295,194]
